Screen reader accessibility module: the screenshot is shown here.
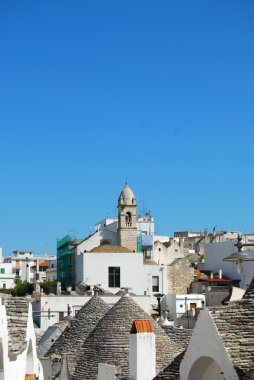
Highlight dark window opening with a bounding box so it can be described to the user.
[108,267,120,288]
[125,212,132,226]
[152,276,159,292]
[100,240,112,246]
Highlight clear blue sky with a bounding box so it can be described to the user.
[1,1,254,256]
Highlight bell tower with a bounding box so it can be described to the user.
[118,182,137,252]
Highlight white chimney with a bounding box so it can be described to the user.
[219,269,222,279]
[129,320,156,380]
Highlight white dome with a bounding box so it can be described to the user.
[119,182,136,204]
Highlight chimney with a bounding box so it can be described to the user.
[129,320,156,380]
[57,281,62,295]
[219,269,222,279]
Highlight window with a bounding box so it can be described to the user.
[100,239,112,246]
[59,312,64,321]
[0,269,5,274]
[152,276,159,292]
[2,284,6,289]
[108,267,120,288]
[125,212,132,226]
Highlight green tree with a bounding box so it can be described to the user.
[39,279,58,294]
[11,279,34,296]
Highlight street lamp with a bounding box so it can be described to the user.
[223,235,254,274]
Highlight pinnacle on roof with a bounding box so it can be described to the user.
[72,295,183,380]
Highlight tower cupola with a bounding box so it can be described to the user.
[117,182,137,252]
[118,182,136,206]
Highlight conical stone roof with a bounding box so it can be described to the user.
[72,295,183,380]
[153,326,193,380]
[243,276,254,299]
[208,299,254,378]
[5,297,30,356]
[45,295,111,376]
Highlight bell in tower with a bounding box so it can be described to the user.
[117,182,137,252]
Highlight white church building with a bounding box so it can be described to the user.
[75,183,168,295]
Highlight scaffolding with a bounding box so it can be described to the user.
[137,233,142,253]
[57,235,76,289]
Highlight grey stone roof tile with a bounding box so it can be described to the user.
[209,299,254,377]
[45,295,111,376]
[153,327,192,380]
[161,326,192,350]
[4,297,30,357]
[72,295,183,380]
[243,277,254,299]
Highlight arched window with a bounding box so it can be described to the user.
[125,212,132,226]
[188,356,224,380]
[100,240,112,246]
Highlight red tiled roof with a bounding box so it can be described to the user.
[198,278,231,283]
[130,319,155,334]
[39,261,49,267]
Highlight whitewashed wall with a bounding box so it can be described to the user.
[204,241,254,289]
[153,240,184,266]
[77,229,118,253]
[82,251,167,296]
[0,263,15,289]
[33,294,157,330]
[180,309,238,380]
[0,298,43,380]
[162,294,205,320]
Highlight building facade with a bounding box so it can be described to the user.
[4,250,56,285]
